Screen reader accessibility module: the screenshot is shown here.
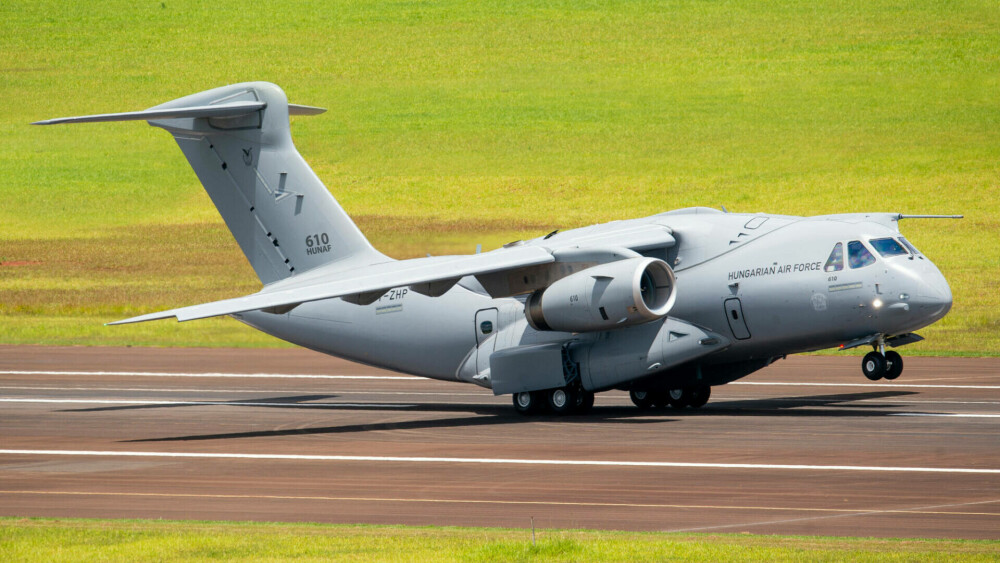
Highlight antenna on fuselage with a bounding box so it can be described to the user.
[721,205,729,213]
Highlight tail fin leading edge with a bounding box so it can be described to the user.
[37,82,386,284]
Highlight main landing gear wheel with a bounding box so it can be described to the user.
[513,391,544,415]
[862,351,886,381]
[547,387,578,415]
[884,350,903,380]
[630,389,655,410]
[667,388,691,409]
[688,384,711,408]
[575,390,595,414]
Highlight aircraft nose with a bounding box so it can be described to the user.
[913,265,952,321]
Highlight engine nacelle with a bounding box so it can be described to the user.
[525,257,676,332]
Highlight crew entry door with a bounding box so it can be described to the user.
[724,298,751,340]
[475,308,499,374]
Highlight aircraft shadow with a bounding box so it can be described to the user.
[704,390,920,416]
[123,390,920,443]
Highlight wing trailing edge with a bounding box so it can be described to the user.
[108,245,557,325]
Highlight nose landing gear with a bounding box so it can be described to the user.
[861,337,904,381]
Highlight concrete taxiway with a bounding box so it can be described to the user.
[1,345,998,538]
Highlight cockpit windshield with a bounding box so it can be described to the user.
[848,240,876,269]
[869,237,908,258]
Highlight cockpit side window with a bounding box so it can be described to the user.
[899,236,922,257]
[824,242,844,272]
[848,240,876,269]
[869,237,908,258]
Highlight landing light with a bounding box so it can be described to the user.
[872,298,883,309]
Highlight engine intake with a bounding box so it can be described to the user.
[525,257,676,332]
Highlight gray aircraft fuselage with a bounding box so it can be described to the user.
[236,209,952,389]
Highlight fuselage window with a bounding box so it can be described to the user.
[824,242,844,272]
[869,237,908,258]
[848,240,876,269]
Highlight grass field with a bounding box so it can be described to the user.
[3,518,999,562]
[1,0,998,353]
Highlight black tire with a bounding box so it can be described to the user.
[547,387,577,415]
[630,389,655,410]
[513,391,543,415]
[884,350,903,380]
[667,388,690,409]
[688,385,711,408]
[575,390,595,414]
[650,391,670,409]
[862,351,886,381]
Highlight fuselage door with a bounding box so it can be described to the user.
[724,298,751,340]
[475,308,499,374]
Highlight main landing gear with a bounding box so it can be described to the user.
[629,385,711,410]
[512,386,595,416]
[861,337,904,381]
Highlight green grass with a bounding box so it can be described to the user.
[1,0,998,353]
[2,518,999,562]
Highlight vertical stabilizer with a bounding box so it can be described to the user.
[148,82,386,283]
[39,82,386,284]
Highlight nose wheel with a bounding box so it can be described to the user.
[861,349,904,381]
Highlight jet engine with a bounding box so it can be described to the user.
[525,257,676,332]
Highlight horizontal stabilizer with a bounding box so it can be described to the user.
[896,214,963,220]
[32,101,266,125]
[288,104,327,116]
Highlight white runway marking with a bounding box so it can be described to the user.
[0,370,420,380]
[0,386,491,397]
[1,449,999,474]
[6,386,1000,406]
[732,381,1000,390]
[0,398,415,409]
[2,489,998,518]
[4,370,1000,389]
[890,413,1000,418]
[8,389,1000,410]
[667,497,1000,533]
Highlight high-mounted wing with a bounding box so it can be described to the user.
[109,219,678,325]
[109,245,554,324]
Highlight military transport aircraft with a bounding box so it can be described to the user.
[36,82,959,415]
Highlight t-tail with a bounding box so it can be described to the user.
[35,82,386,284]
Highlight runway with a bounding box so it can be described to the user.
[1,345,999,539]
